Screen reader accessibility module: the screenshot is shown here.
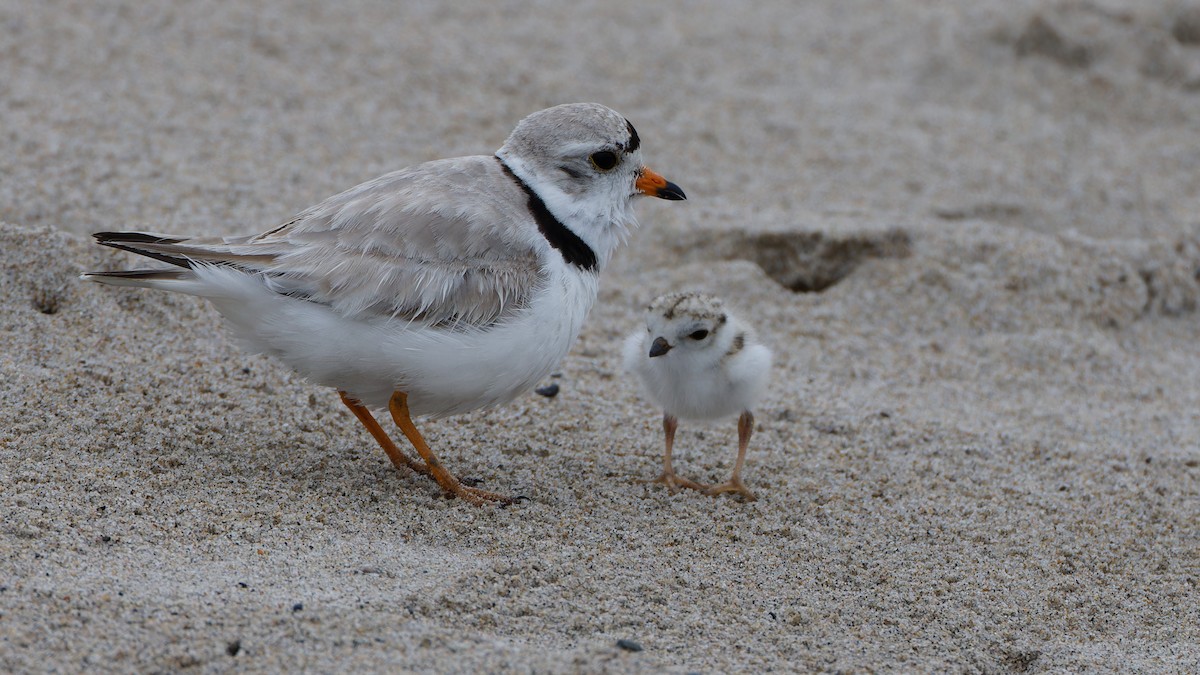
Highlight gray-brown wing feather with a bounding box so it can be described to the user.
[99,157,546,327]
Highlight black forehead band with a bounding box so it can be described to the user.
[624,119,640,152]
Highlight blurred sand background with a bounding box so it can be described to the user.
[3,0,1200,671]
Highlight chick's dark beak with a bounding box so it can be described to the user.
[636,167,686,201]
[648,336,672,357]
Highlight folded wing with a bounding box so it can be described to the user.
[88,157,546,329]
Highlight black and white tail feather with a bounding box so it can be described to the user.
[84,232,246,290]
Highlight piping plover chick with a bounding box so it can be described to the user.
[83,103,684,506]
[623,292,771,500]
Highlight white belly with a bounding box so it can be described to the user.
[201,263,599,416]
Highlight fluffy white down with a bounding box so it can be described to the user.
[622,322,771,421]
[182,261,598,416]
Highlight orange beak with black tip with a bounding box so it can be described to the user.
[636,168,686,201]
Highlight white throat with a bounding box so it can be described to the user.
[499,153,635,271]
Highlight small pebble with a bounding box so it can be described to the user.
[616,639,643,652]
[292,603,303,612]
[535,383,559,398]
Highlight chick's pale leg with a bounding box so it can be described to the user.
[705,411,758,501]
[645,414,709,493]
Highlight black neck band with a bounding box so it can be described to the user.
[497,157,598,271]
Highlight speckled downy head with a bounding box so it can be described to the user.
[643,291,747,363]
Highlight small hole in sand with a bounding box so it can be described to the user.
[740,229,912,293]
[31,291,61,315]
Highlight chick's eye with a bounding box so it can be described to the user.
[589,151,618,171]
[688,329,709,340]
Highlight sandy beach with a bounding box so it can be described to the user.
[3,1,1199,671]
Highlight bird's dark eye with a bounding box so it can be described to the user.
[589,151,618,171]
[688,329,709,340]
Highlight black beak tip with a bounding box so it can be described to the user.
[648,337,672,358]
[657,181,686,201]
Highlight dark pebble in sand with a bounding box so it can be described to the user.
[535,383,559,398]
[616,639,643,652]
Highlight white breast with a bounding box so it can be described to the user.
[624,335,772,421]
[194,260,599,416]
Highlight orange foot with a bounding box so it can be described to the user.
[341,390,522,507]
[448,484,519,506]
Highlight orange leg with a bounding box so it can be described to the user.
[339,391,430,476]
[705,411,758,501]
[643,414,709,494]
[386,391,514,506]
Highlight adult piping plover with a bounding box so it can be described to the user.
[623,292,771,501]
[83,102,685,505]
